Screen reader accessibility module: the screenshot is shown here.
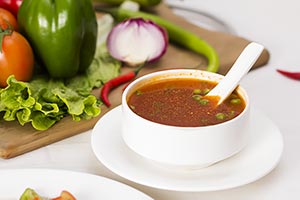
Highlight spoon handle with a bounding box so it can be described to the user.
[207,42,264,105]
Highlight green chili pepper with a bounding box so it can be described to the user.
[94,0,162,7]
[18,0,97,78]
[97,8,219,72]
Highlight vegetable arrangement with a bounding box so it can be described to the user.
[0,5,120,130]
[0,45,120,130]
[98,7,220,72]
[97,4,219,107]
[0,0,220,130]
[20,188,76,200]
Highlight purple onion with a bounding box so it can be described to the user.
[107,18,168,66]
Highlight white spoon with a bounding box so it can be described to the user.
[206,42,264,105]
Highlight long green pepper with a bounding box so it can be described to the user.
[98,8,219,72]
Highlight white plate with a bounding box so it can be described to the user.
[91,106,283,192]
[0,168,154,199]
[168,3,235,34]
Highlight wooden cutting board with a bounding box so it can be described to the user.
[0,3,270,159]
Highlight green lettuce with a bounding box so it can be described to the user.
[0,51,120,130]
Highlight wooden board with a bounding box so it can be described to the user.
[0,3,270,159]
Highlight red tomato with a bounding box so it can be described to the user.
[0,7,18,31]
[0,0,22,18]
[0,25,34,88]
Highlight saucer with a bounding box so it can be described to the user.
[91,106,283,192]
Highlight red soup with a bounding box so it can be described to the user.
[127,78,246,127]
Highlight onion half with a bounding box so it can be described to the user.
[107,18,168,66]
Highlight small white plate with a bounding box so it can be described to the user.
[0,168,154,199]
[169,4,236,34]
[91,106,283,192]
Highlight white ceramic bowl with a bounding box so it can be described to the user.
[121,69,250,169]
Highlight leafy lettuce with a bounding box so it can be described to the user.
[0,15,121,130]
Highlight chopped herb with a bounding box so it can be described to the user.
[203,88,210,95]
[135,90,143,96]
[199,98,209,105]
[215,113,226,120]
[192,94,202,101]
[193,89,201,95]
[230,98,241,104]
[228,110,235,116]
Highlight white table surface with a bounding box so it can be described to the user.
[1,0,300,199]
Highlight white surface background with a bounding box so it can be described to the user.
[1,0,300,199]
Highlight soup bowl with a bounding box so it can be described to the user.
[121,69,250,169]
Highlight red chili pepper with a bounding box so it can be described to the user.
[277,69,300,80]
[100,64,144,107]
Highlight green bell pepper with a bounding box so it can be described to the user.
[18,0,98,78]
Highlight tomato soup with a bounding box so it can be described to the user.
[127,78,246,127]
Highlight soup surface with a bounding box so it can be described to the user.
[127,78,246,127]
